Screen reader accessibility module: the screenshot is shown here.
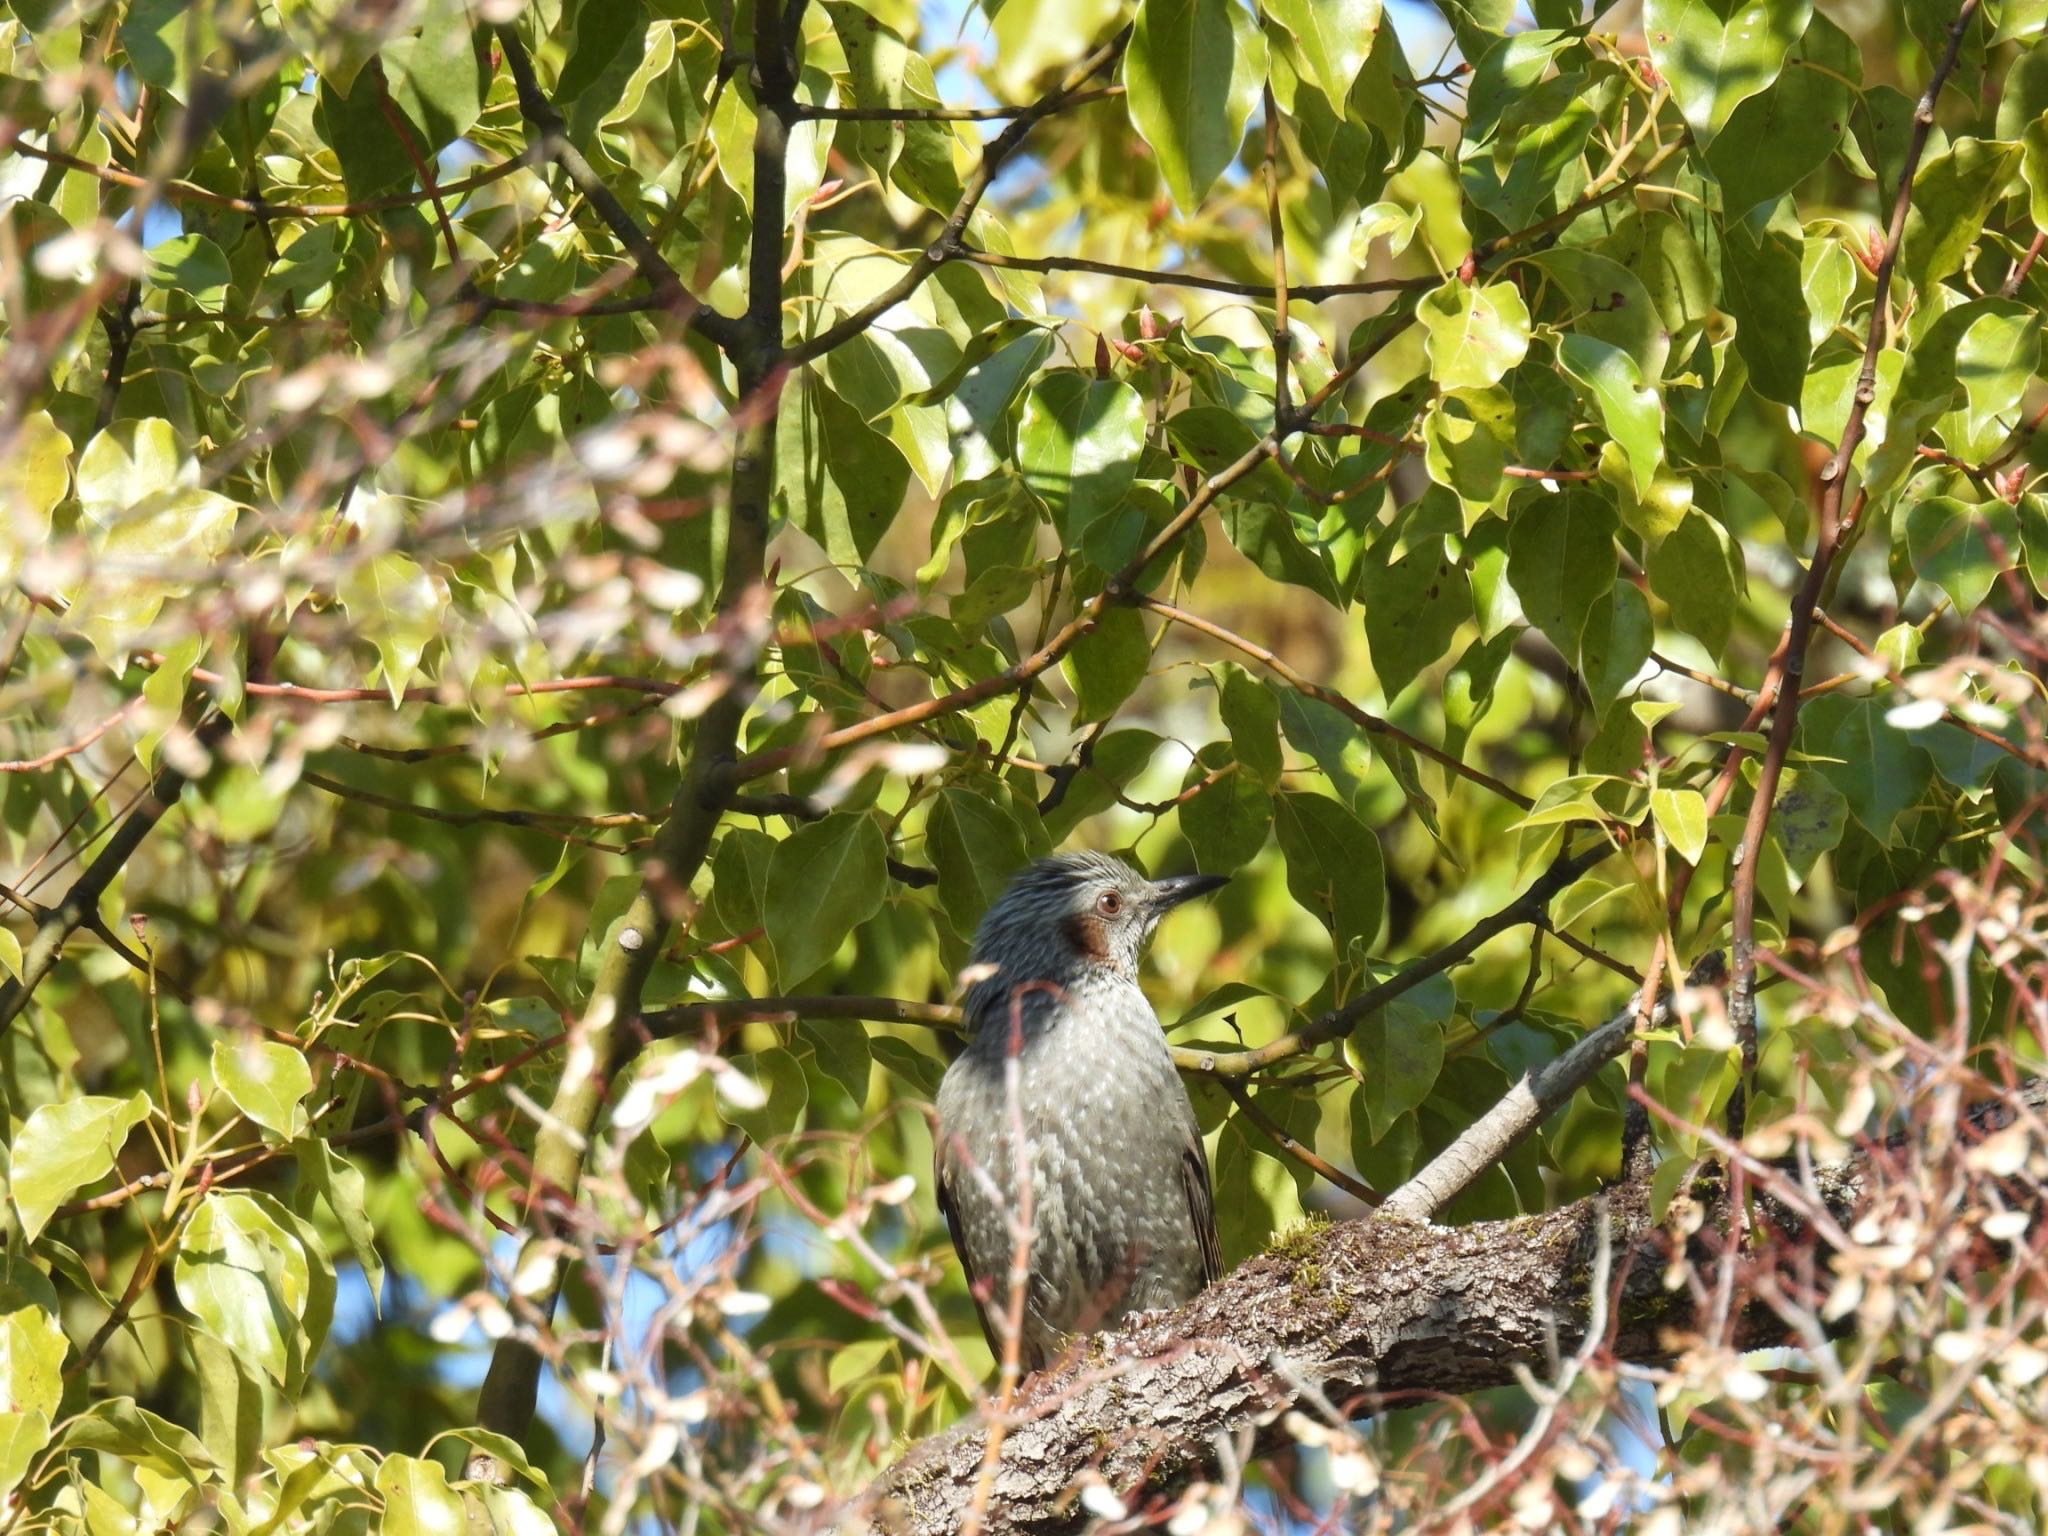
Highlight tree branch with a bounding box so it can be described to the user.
[1181,843,1612,1078]
[1379,951,1725,1223]
[492,22,746,353]
[1136,595,1535,811]
[781,27,1131,370]
[0,712,229,1034]
[465,0,799,1463]
[1724,0,1980,1140]
[860,1075,2048,1534]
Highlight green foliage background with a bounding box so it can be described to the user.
[0,0,2045,1524]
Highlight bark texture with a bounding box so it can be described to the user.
[860,1084,2043,1534]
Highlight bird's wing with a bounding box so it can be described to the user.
[934,1137,1004,1364]
[1181,1133,1224,1288]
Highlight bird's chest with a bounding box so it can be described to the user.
[944,992,1193,1261]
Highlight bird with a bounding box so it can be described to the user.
[933,851,1228,1374]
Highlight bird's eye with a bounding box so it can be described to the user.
[1095,890,1124,917]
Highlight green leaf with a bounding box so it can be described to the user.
[762,813,887,986]
[1647,508,1743,656]
[1360,537,1473,698]
[2024,111,2048,232]
[1443,627,1518,761]
[1703,12,1857,213]
[1650,786,1709,863]
[68,419,241,661]
[827,1337,895,1395]
[710,65,838,223]
[1801,236,1856,347]
[1505,486,1618,656]
[1041,729,1163,841]
[718,1049,810,1142]
[1422,388,1513,518]
[991,0,1124,100]
[1179,742,1274,869]
[1218,501,1342,605]
[1904,495,2022,615]
[797,1019,873,1107]
[1578,580,1653,719]
[1462,73,1600,231]
[1262,0,1379,99]
[276,0,381,95]
[376,1453,467,1536]
[1216,662,1284,789]
[1210,1120,1303,1263]
[775,372,913,569]
[474,1485,560,1536]
[1901,138,2025,300]
[172,1192,314,1387]
[2023,493,2048,600]
[555,0,642,104]
[1805,695,1935,841]
[337,552,447,705]
[0,1413,48,1501]
[0,410,69,588]
[385,0,487,149]
[1273,791,1385,945]
[1125,0,1269,211]
[869,1036,944,1096]
[1557,334,1664,497]
[1348,1001,1445,1140]
[1644,0,1813,146]
[827,3,965,212]
[211,1037,314,1140]
[1016,372,1145,541]
[0,1306,66,1421]
[1419,278,1532,391]
[1940,302,2038,461]
[431,1428,552,1494]
[1514,772,1642,831]
[1721,207,1812,406]
[145,233,229,309]
[295,1139,384,1309]
[11,1093,149,1242]
[190,1330,263,1485]
[1524,248,1668,379]
[926,787,1030,930]
[56,1397,215,1484]
[1773,767,1847,879]
[1350,199,1421,261]
[1062,604,1152,723]
[1166,406,1295,506]
[1649,1042,1738,1155]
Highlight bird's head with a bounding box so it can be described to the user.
[966,852,1229,1003]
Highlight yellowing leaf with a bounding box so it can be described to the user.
[1651,786,1709,864]
[0,411,71,587]
[1420,278,1532,391]
[375,1453,468,1536]
[10,1094,150,1242]
[211,1037,315,1140]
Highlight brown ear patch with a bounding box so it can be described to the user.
[1061,912,1111,964]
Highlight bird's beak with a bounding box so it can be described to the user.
[1151,872,1230,910]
